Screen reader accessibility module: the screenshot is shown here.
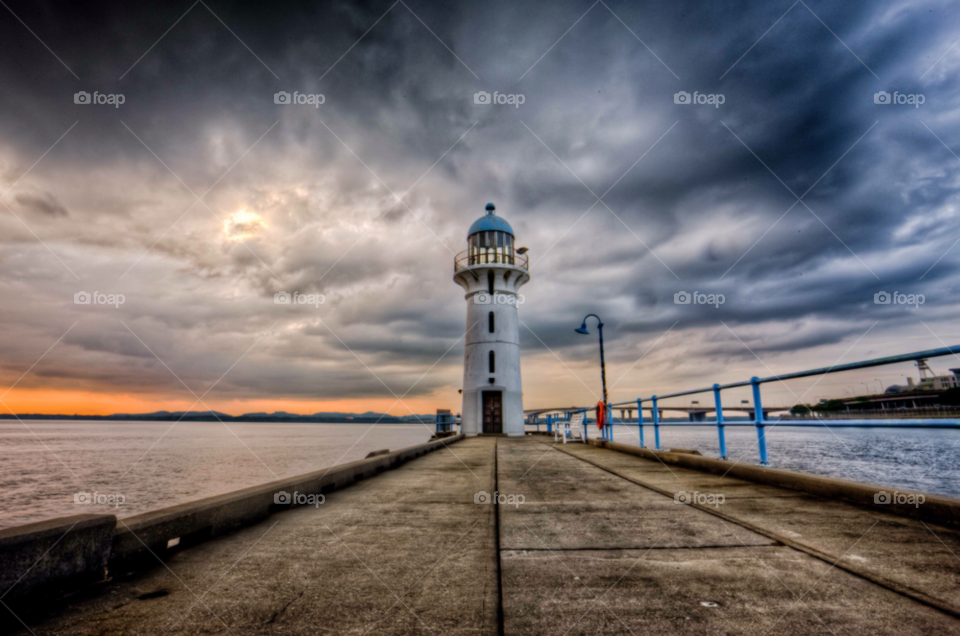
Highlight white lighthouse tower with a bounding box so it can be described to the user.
[453,203,529,436]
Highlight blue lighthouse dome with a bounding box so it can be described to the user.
[467,202,514,238]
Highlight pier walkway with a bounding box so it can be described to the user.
[11,436,960,635]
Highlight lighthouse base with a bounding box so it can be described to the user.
[461,387,524,437]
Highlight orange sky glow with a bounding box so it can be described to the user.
[1,388,451,418]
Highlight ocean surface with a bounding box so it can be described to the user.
[604,421,960,499]
[2,420,959,528]
[0,422,433,528]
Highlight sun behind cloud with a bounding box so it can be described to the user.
[223,209,266,241]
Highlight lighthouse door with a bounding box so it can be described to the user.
[482,391,503,434]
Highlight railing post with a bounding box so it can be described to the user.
[637,399,645,448]
[583,409,588,441]
[751,377,769,466]
[609,403,614,442]
[713,383,727,460]
[652,396,661,450]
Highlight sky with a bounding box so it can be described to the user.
[1,0,959,417]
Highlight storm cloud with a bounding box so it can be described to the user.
[1,0,959,413]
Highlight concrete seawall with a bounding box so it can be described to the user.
[0,434,463,616]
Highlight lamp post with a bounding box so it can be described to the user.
[575,314,609,438]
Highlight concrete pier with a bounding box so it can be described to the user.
[6,436,960,635]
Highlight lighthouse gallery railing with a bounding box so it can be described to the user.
[454,250,529,272]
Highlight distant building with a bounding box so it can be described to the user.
[838,360,960,411]
[884,361,960,393]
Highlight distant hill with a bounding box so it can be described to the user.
[0,410,437,423]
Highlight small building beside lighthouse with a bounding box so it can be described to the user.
[453,203,530,436]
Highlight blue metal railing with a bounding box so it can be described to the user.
[525,345,960,466]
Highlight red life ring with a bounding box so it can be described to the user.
[597,401,605,429]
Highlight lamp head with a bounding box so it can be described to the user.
[575,322,590,335]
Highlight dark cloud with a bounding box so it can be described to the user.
[15,192,68,216]
[0,0,959,410]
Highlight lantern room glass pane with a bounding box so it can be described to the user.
[466,229,516,266]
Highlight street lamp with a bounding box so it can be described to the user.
[875,379,884,392]
[575,314,609,410]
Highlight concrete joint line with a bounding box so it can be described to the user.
[494,438,505,636]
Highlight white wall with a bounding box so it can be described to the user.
[454,265,530,436]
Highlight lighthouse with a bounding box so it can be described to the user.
[453,203,530,436]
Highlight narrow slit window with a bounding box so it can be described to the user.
[487,271,494,294]
[488,311,495,333]
[489,351,495,373]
